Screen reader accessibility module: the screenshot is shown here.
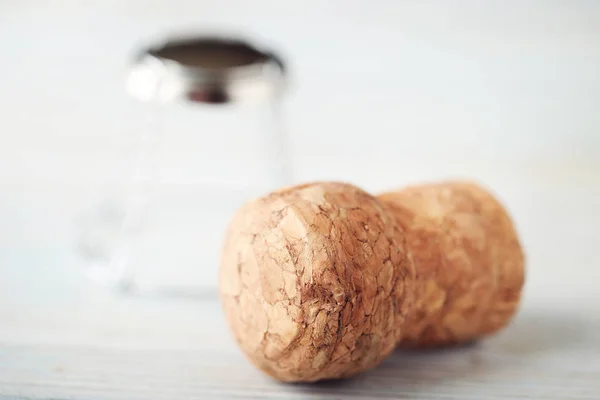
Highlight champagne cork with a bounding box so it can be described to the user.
[219,181,525,382]
[378,182,525,347]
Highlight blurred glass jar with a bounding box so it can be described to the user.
[77,35,291,296]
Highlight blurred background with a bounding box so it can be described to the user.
[1,0,599,391]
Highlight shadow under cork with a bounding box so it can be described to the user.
[483,307,597,355]
[288,309,597,399]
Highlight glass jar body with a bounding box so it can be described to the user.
[77,99,289,295]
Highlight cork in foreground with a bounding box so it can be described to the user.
[219,181,525,382]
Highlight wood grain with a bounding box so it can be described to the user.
[1,305,600,400]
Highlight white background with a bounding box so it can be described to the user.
[2,1,599,188]
[2,0,599,287]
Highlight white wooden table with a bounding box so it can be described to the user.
[1,1,600,398]
[1,306,599,400]
[1,276,600,399]
[2,172,599,399]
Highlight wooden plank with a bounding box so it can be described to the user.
[1,303,600,400]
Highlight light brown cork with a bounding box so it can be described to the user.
[219,181,524,382]
[378,182,525,348]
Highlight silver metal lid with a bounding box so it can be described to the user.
[126,34,286,104]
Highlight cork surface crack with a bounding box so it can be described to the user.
[219,181,525,382]
[220,182,414,382]
[378,182,525,347]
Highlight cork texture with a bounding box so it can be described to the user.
[378,182,525,347]
[219,182,415,382]
[219,181,525,382]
